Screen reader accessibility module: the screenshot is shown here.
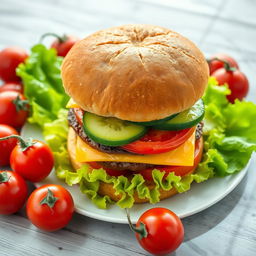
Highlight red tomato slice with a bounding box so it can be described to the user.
[121,128,195,155]
[73,108,84,125]
[139,137,203,181]
[88,162,128,177]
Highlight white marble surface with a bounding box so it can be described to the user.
[0,0,256,255]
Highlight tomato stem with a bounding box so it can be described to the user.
[12,95,29,112]
[207,57,237,72]
[0,135,35,151]
[40,189,58,208]
[40,33,68,43]
[0,172,10,183]
[125,208,148,239]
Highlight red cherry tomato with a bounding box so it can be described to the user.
[0,171,28,215]
[121,128,195,155]
[0,47,28,82]
[134,208,184,255]
[0,125,18,166]
[88,161,128,177]
[51,35,79,57]
[140,137,203,181]
[26,184,74,231]
[212,68,249,103]
[0,91,29,128]
[10,138,54,182]
[208,53,239,75]
[0,82,23,93]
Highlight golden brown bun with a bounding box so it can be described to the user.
[62,24,209,122]
[68,127,193,203]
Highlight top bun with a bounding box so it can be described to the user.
[61,24,209,122]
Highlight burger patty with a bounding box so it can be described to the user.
[68,108,203,171]
[195,121,203,140]
[99,161,154,171]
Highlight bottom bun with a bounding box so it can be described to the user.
[68,128,195,204]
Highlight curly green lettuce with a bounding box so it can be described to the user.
[203,77,256,176]
[17,44,69,127]
[18,45,256,209]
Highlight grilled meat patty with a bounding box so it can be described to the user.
[68,108,203,171]
[99,161,154,171]
[195,121,203,140]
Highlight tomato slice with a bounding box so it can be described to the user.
[88,162,128,177]
[73,108,84,125]
[121,127,195,155]
[139,137,203,181]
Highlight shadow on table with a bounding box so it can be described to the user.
[183,173,248,242]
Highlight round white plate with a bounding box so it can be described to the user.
[21,123,250,224]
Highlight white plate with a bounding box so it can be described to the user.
[21,123,250,224]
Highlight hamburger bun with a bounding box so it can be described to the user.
[62,24,209,122]
[68,127,197,203]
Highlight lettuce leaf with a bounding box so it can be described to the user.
[43,109,72,179]
[17,44,69,128]
[60,163,214,209]
[18,46,256,209]
[202,77,256,176]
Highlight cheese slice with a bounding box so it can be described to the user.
[76,132,195,166]
[66,98,80,108]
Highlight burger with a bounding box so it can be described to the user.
[61,24,209,206]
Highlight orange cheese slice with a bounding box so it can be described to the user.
[75,132,195,166]
[66,98,79,108]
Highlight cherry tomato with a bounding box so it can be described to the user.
[51,34,79,57]
[0,47,28,82]
[212,68,249,103]
[208,53,239,75]
[0,91,29,128]
[0,82,23,93]
[140,137,203,181]
[121,127,195,155]
[0,171,28,214]
[0,125,18,166]
[26,184,74,231]
[10,137,54,182]
[133,208,184,255]
[88,162,127,177]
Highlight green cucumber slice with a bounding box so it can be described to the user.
[132,113,178,126]
[83,112,147,146]
[153,99,204,130]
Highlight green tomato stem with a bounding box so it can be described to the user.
[40,189,58,208]
[0,135,35,151]
[125,208,148,240]
[207,57,237,72]
[12,95,29,112]
[0,172,10,183]
[40,33,68,44]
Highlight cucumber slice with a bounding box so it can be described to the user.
[153,99,204,130]
[83,112,147,146]
[132,113,178,126]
